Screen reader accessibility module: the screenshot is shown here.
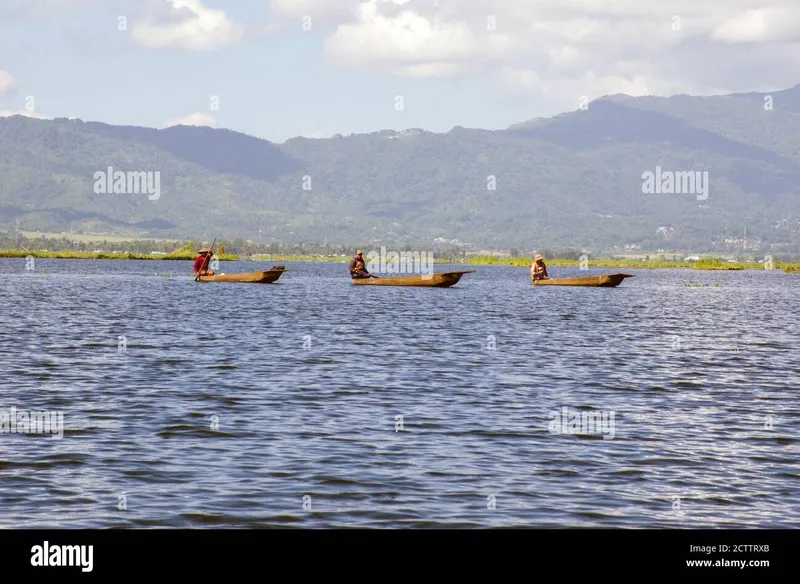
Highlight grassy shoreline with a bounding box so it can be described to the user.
[2,250,798,272]
[461,257,785,270]
[248,254,800,272]
[0,250,239,261]
[446,256,800,272]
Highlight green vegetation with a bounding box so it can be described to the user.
[0,232,449,260]
[2,84,800,251]
[20,231,177,244]
[0,239,238,260]
[2,233,799,273]
[460,255,800,272]
[250,254,348,263]
[0,249,238,260]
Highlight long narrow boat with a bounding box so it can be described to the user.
[533,273,634,287]
[197,266,287,284]
[353,270,475,288]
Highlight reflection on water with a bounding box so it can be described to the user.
[0,259,798,527]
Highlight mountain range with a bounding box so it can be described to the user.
[2,84,800,252]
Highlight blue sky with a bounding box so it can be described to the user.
[1,0,798,142]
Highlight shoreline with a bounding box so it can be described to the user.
[2,250,797,272]
[462,257,800,271]
[0,250,239,261]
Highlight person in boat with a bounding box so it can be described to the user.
[531,254,549,281]
[194,247,215,277]
[349,250,372,279]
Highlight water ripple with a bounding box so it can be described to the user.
[0,260,798,527]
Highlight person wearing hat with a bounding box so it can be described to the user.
[349,250,372,279]
[531,254,549,282]
[194,247,215,277]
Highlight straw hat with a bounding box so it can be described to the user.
[534,254,543,261]
[198,247,211,254]
[356,250,363,255]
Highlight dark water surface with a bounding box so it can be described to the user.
[1,259,798,528]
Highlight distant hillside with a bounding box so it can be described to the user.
[2,84,800,252]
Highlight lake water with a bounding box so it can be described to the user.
[1,259,798,527]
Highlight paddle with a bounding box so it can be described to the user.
[194,237,216,281]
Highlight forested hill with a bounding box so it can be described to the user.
[2,84,800,252]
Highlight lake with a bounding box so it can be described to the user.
[1,259,798,527]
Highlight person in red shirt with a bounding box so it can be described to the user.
[193,247,215,276]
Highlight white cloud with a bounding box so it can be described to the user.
[296,130,327,139]
[323,1,477,75]
[269,0,358,23]
[164,112,217,127]
[497,68,665,103]
[0,70,18,95]
[394,62,461,78]
[0,110,50,120]
[131,0,245,51]
[713,8,800,43]
[287,0,800,103]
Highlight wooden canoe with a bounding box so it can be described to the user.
[352,271,475,287]
[533,273,634,287]
[197,267,287,284]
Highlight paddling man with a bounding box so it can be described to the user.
[194,247,215,277]
[531,254,549,281]
[349,250,372,279]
